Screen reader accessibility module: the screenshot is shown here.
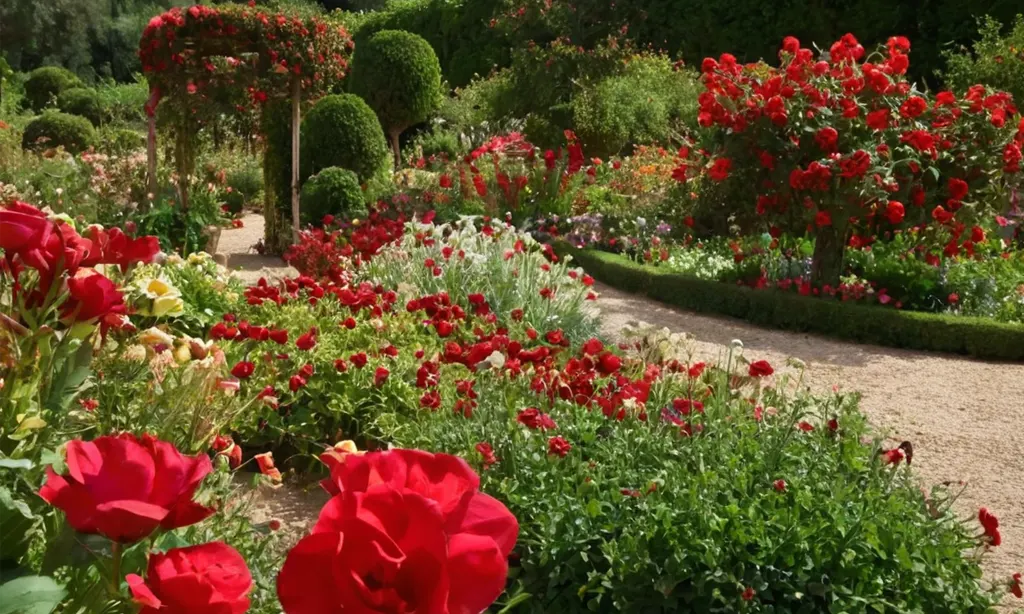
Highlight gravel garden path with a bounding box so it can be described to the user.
[220,214,1022,595]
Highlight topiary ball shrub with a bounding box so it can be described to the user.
[24,66,83,112]
[300,167,367,225]
[21,111,96,153]
[349,30,443,166]
[301,94,389,182]
[57,87,106,126]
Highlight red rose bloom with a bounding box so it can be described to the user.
[748,360,774,377]
[948,178,969,201]
[296,329,317,350]
[866,108,890,131]
[127,542,252,614]
[285,449,519,614]
[63,268,125,322]
[597,352,622,375]
[547,436,572,457]
[708,157,732,181]
[269,329,288,344]
[374,366,390,387]
[517,408,557,430]
[884,200,905,224]
[39,434,215,543]
[899,95,927,118]
[230,361,255,379]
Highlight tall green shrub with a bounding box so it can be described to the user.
[943,15,1024,107]
[23,66,82,111]
[301,93,390,181]
[349,29,443,167]
[57,87,105,126]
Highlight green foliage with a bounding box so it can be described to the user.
[95,126,144,156]
[572,56,700,157]
[300,166,368,224]
[95,78,150,126]
[23,66,82,112]
[56,88,105,126]
[943,15,1024,108]
[21,111,96,153]
[301,93,389,181]
[347,0,508,88]
[349,29,443,154]
[562,244,1024,360]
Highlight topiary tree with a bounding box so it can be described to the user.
[24,66,82,112]
[57,87,106,126]
[300,167,367,225]
[301,94,389,182]
[349,30,443,167]
[21,111,96,153]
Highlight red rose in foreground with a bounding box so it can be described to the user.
[282,449,518,614]
[63,268,125,322]
[39,434,215,543]
[127,542,252,614]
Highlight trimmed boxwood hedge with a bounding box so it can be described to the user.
[558,244,1024,361]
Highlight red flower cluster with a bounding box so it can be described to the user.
[280,449,518,613]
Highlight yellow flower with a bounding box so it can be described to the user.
[138,326,175,348]
[152,295,185,317]
[172,343,192,364]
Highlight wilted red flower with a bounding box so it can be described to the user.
[475,442,497,468]
[880,448,905,465]
[748,360,774,377]
[288,449,519,614]
[517,408,557,430]
[547,436,572,457]
[127,542,252,614]
[979,508,1002,547]
[255,452,282,482]
[39,434,214,543]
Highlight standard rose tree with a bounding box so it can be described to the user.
[278,448,519,613]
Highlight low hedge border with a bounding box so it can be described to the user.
[557,243,1024,362]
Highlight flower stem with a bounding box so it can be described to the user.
[109,541,123,596]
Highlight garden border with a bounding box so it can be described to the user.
[556,243,1024,361]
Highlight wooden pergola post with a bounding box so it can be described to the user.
[290,76,301,242]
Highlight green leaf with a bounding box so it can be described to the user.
[43,340,93,413]
[0,575,66,614]
[0,459,33,470]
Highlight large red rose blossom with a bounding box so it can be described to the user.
[127,542,252,614]
[281,449,518,614]
[39,434,215,543]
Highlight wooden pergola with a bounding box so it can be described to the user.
[138,4,353,242]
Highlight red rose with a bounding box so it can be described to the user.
[899,95,927,118]
[884,200,905,224]
[517,408,557,430]
[374,366,390,387]
[84,226,160,271]
[597,352,622,375]
[285,449,518,614]
[773,479,787,492]
[127,542,252,614]
[948,178,969,201]
[39,434,214,543]
[0,206,54,264]
[349,352,367,368]
[63,268,125,322]
[435,320,454,337]
[230,361,255,379]
[269,329,288,344]
[296,329,317,350]
[866,108,890,131]
[748,360,774,378]
[708,157,732,181]
[814,127,838,152]
[547,436,572,457]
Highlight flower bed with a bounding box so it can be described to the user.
[3,198,1022,612]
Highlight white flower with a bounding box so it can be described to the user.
[730,339,744,350]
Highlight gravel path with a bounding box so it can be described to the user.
[218,213,296,284]
[222,214,1022,598]
[592,281,1024,593]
